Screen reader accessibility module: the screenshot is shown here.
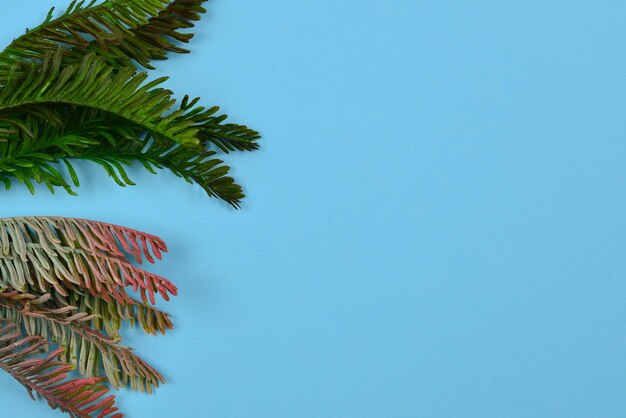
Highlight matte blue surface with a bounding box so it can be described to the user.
[2,1,626,417]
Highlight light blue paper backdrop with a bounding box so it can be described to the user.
[1,1,626,417]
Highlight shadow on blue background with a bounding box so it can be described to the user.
[1,1,626,417]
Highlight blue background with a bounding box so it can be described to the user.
[2,1,626,417]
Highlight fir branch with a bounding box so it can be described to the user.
[0,51,203,147]
[0,216,175,306]
[178,95,261,153]
[67,0,209,70]
[0,293,165,392]
[0,243,177,305]
[68,290,173,337]
[0,319,124,417]
[0,104,250,205]
[0,0,204,80]
[0,216,168,266]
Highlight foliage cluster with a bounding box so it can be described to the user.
[0,0,260,207]
[0,1,259,416]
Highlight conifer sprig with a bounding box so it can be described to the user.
[0,320,124,418]
[0,0,207,80]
